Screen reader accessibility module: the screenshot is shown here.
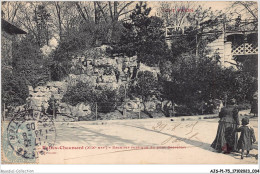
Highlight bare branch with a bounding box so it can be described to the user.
[119,9,134,17]
[108,2,114,21]
[118,2,134,15]
[83,7,90,20]
[11,2,21,22]
[75,2,87,21]
[96,2,108,23]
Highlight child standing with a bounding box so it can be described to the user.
[237,117,256,159]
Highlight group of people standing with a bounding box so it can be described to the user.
[211,100,256,159]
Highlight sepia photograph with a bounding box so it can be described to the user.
[0,0,258,168]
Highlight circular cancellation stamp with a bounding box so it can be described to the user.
[4,110,56,163]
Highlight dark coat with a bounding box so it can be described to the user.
[237,125,256,151]
[211,105,239,152]
[251,99,258,115]
[219,105,239,124]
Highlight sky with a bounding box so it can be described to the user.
[148,1,233,16]
[148,1,258,22]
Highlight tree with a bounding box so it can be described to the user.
[14,2,41,44]
[1,1,21,23]
[34,3,52,46]
[235,55,258,78]
[112,2,170,66]
[50,2,79,40]
[12,34,50,87]
[96,1,134,43]
[159,1,195,27]
[13,2,54,47]
[162,5,226,58]
[230,1,258,21]
[159,53,249,114]
[74,1,134,44]
[2,69,29,107]
[129,71,159,102]
[186,6,225,57]
[53,2,63,39]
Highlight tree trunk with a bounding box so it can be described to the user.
[55,3,62,40]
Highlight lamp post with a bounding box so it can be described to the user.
[224,93,228,107]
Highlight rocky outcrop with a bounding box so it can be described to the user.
[24,46,161,120]
[59,102,91,117]
[28,81,68,111]
[124,98,143,112]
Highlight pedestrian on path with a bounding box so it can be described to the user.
[211,99,240,153]
[236,117,256,159]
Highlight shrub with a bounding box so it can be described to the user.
[2,69,29,108]
[129,71,159,101]
[49,61,70,81]
[62,82,120,113]
[62,82,95,106]
[12,34,49,87]
[175,105,197,116]
[237,102,251,111]
[95,89,118,113]
[160,53,257,115]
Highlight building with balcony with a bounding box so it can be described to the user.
[206,21,257,68]
[165,18,258,68]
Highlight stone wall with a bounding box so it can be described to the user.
[28,80,68,111]
[25,46,161,119]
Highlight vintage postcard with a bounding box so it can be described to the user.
[1,1,258,166]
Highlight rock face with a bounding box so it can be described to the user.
[123,98,172,113]
[59,102,91,117]
[74,103,92,117]
[124,99,142,112]
[144,101,157,112]
[28,80,68,111]
[24,46,161,120]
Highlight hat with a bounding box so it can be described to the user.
[242,117,249,126]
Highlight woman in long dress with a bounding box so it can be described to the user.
[211,101,240,153]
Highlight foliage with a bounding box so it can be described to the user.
[49,61,69,81]
[129,71,159,101]
[232,71,257,103]
[62,82,121,113]
[170,30,197,58]
[2,69,29,107]
[59,22,95,56]
[235,55,258,78]
[62,82,93,106]
[160,54,257,114]
[34,4,52,46]
[95,88,119,113]
[12,34,50,87]
[237,102,251,111]
[172,5,225,57]
[174,105,194,116]
[49,21,97,80]
[230,1,258,21]
[111,2,171,66]
[2,1,258,117]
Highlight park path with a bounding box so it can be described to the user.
[38,116,258,164]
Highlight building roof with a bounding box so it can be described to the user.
[1,19,27,34]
